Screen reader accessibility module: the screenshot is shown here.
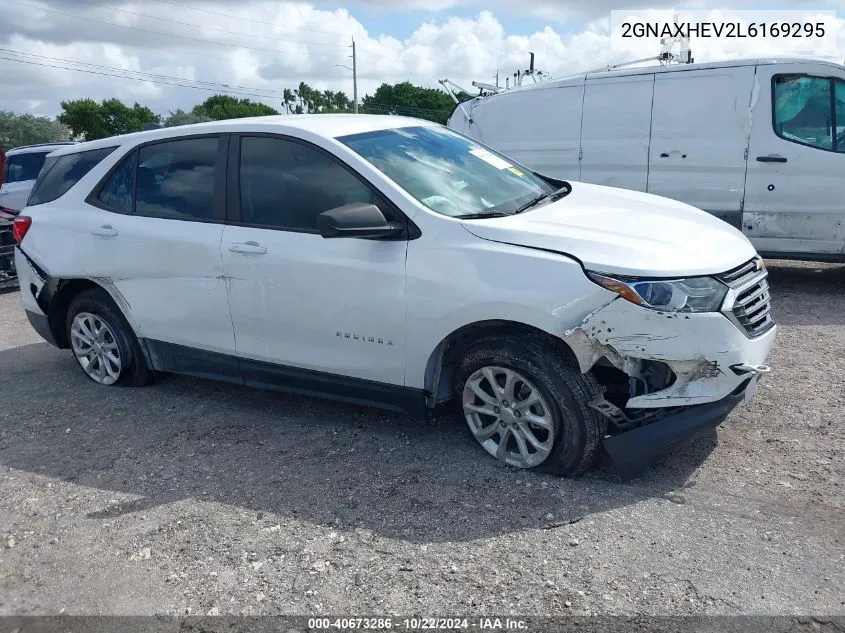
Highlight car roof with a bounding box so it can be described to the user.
[46,114,439,157]
[5,142,76,156]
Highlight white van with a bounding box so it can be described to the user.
[447,57,845,261]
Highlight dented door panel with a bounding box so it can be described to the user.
[20,203,235,354]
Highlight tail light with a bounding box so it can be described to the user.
[12,215,32,244]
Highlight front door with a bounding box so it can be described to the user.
[221,134,408,392]
[743,64,845,256]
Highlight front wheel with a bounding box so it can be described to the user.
[455,336,606,476]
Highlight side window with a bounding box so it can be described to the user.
[773,75,837,150]
[96,150,137,213]
[28,147,117,206]
[5,152,48,184]
[135,137,219,221]
[239,136,374,231]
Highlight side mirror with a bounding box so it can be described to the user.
[317,203,404,239]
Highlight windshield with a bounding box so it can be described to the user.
[338,126,555,218]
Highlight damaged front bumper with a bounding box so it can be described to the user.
[603,378,753,481]
[564,296,776,409]
[563,282,775,478]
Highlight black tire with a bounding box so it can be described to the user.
[454,334,606,476]
[65,287,154,387]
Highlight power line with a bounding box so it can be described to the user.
[0,50,456,116]
[74,0,349,50]
[0,54,285,101]
[1,53,457,120]
[0,48,286,98]
[8,0,349,61]
[148,0,355,39]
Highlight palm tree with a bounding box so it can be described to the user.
[298,82,311,113]
[282,88,294,114]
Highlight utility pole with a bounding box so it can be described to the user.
[352,37,358,114]
[336,38,359,113]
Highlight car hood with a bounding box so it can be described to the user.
[461,182,758,277]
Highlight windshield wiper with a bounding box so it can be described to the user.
[456,184,571,220]
[454,211,512,220]
[513,185,571,214]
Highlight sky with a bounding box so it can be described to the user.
[2,0,845,118]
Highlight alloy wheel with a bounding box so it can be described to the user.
[462,365,556,468]
[70,312,122,385]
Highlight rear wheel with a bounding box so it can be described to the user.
[455,335,606,476]
[66,288,153,387]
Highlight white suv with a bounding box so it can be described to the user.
[12,115,776,478]
[0,142,76,214]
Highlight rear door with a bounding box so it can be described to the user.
[0,150,49,212]
[580,72,654,191]
[25,136,236,370]
[647,65,756,228]
[742,63,845,256]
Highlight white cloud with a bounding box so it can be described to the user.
[1,1,844,118]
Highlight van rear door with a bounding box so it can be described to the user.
[580,72,654,191]
[743,62,845,258]
[646,65,756,229]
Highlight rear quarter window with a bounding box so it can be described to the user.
[27,146,117,207]
[4,151,49,184]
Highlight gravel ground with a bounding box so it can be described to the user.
[0,260,843,618]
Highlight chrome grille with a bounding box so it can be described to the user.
[717,257,774,337]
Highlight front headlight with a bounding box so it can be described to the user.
[587,272,728,313]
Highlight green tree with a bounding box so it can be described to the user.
[0,110,70,149]
[282,88,295,114]
[58,98,160,140]
[163,108,213,127]
[279,82,352,114]
[361,82,471,124]
[192,95,278,120]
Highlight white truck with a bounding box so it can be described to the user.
[447,56,845,261]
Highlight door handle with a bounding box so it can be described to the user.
[91,225,118,237]
[228,241,267,255]
[756,155,787,163]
